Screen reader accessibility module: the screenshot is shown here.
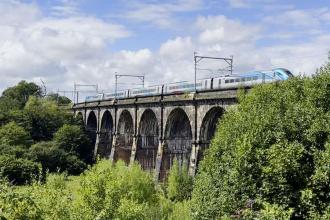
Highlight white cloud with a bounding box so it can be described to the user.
[119,0,203,28]
[0,1,130,95]
[159,37,193,60]
[197,16,261,45]
[1,1,329,101]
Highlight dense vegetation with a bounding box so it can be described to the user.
[192,65,330,219]
[0,81,93,184]
[0,64,329,219]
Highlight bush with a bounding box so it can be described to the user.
[54,124,93,163]
[0,180,42,219]
[24,96,69,141]
[74,160,160,219]
[167,159,193,202]
[0,122,32,147]
[0,156,40,185]
[0,144,27,158]
[191,67,330,219]
[28,142,87,175]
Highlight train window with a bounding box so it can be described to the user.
[230,79,235,83]
[235,78,240,82]
[205,81,207,87]
[218,79,221,86]
[225,79,229,84]
[242,78,246,82]
[253,76,258,80]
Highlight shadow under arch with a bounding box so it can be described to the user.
[86,111,97,161]
[160,108,192,181]
[114,110,134,164]
[98,111,113,158]
[136,109,159,172]
[198,107,224,167]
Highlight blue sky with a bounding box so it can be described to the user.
[0,0,330,98]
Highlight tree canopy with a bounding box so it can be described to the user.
[1,81,42,108]
[191,66,330,219]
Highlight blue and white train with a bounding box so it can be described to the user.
[85,68,293,102]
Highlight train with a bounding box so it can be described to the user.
[85,68,293,102]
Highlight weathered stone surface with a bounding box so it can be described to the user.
[73,89,242,180]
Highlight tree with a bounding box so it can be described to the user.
[24,96,70,141]
[191,66,330,219]
[0,122,32,147]
[53,124,93,163]
[1,81,42,108]
[28,142,86,175]
[46,93,72,105]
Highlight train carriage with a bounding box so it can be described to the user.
[130,85,163,97]
[85,93,104,102]
[84,68,293,102]
[104,90,128,100]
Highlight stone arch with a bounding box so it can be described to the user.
[86,111,98,160]
[160,108,193,181]
[114,110,134,164]
[162,106,195,139]
[136,109,159,172]
[198,107,224,166]
[98,110,113,158]
[86,111,97,143]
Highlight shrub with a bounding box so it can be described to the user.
[167,159,193,202]
[0,180,42,219]
[0,122,32,147]
[28,142,87,175]
[0,144,27,158]
[75,160,159,219]
[54,124,93,163]
[0,156,40,185]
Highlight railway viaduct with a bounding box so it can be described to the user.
[72,89,241,180]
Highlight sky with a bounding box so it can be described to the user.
[0,0,330,99]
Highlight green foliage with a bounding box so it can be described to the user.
[54,124,93,163]
[0,96,21,113]
[0,180,42,219]
[0,156,40,185]
[0,122,32,146]
[1,80,42,108]
[0,81,89,184]
[24,96,71,141]
[28,141,87,175]
[191,67,330,219]
[75,160,158,219]
[167,160,193,202]
[0,144,27,158]
[46,93,72,105]
[241,201,294,220]
[168,200,192,220]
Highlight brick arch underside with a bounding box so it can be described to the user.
[98,111,113,158]
[160,108,192,181]
[136,109,159,172]
[114,110,134,164]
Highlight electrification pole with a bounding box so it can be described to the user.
[114,74,145,98]
[193,52,233,92]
